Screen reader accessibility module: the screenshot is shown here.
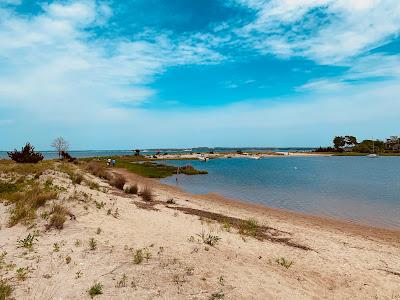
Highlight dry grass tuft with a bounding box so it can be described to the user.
[140,186,153,202]
[86,162,111,180]
[124,183,138,194]
[110,175,126,190]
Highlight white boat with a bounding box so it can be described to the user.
[183,148,192,152]
[367,140,379,158]
[251,156,261,160]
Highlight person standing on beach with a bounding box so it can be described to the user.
[107,158,111,166]
[111,159,116,167]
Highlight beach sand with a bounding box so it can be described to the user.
[1,165,399,299]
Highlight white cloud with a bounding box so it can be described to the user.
[0,0,224,124]
[233,0,400,64]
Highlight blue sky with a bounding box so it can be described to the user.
[0,0,399,150]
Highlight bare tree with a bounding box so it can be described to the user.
[51,137,69,159]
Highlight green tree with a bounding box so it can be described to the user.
[344,135,357,146]
[333,136,345,150]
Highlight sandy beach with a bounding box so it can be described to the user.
[1,162,400,299]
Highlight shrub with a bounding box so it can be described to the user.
[0,182,18,194]
[0,279,13,300]
[124,184,138,194]
[140,186,153,202]
[197,230,221,246]
[110,175,126,190]
[71,173,83,184]
[17,233,37,250]
[88,282,103,298]
[45,204,69,230]
[60,151,76,162]
[86,162,110,180]
[238,218,259,237]
[276,257,293,269]
[7,143,44,163]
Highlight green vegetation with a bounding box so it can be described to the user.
[315,135,400,155]
[276,257,293,269]
[81,155,207,178]
[17,233,37,250]
[0,279,13,300]
[88,282,103,298]
[197,230,221,246]
[238,218,260,237]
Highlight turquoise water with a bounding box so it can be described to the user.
[161,157,400,229]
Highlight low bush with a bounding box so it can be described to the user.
[7,143,44,163]
[0,279,13,300]
[110,175,126,190]
[140,186,153,202]
[45,204,69,230]
[88,282,103,298]
[124,184,138,194]
[86,162,111,180]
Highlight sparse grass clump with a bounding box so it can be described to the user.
[197,230,221,247]
[110,175,126,190]
[124,184,138,194]
[86,162,111,180]
[6,185,58,227]
[0,279,13,300]
[276,257,293,269]
[166,198,175,204]
[88,282,103,298]
[45,204,69,230]
[133,248,151,264]
[140,186,153,202]
[89,238,97,251]
[71,173,84,184]
[238,218,260,237]
[0,181,18,194]
[16,267,28,281]
[17,233,37,250]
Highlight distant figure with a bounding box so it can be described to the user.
[107,158,111,166]
[111,159,116,167]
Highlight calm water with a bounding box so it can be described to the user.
[161,157,400,229]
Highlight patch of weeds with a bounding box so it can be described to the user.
[89,238,97,251]
[187,236,195,243]
[94,201,105,209]
[197,230,221,247]
[112,208,119,218]
[65,256,71,264]
[116,273,128,288]
[46,205,68,230]
[140,186,153,202]
[238,218,259,237]
[17,233,37,250]
[124,184,138,194]
[209,290,224,299]
[221,221,231,232]
[88,282,103,298]
[16,267,28,281]
[218,276,225,286]
[110,175,126,190]
[86,180,100,190]
[71,173,83,185]
[53,243,60,252]
[276,257,293,269]
[106,208,112,215]
[172,273,186,285]
[133,248,150,264]
[75,270,83,279]
[0,279,13,299]
[96,227,102,234]
[0,181,18,194]
[40,211,50,220]
[74,239,81,247]
[166,198,175,204]
[44,178,53,189]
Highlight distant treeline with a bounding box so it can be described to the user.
[315,135,400,153]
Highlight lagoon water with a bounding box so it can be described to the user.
[161,157,400,229]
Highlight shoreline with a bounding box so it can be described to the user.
[112,168,400,246]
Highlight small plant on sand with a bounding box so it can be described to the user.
[16,267,28,281]
[86,180,100,190]
[133,249,143,264]
[46,206,67,230]
[166,198,175,204]
[75,270,83,279]
[110,175,126,190]
[71,173,83,185]
[276,257,293,269]
[209,290,224,299]
[53,243,60,252]
[17,233,37,250]
[238,218,259,237]
[0,279,13,299]
[65,256,71,264]
[116,273,128,288]
[124,184,138,194]
[89,238,97,251]
[96,227,102,234]
[88,282,103,298]
[94,201,105,209]
[197,230,221,247]
[86,162,110,180]
[140,186,153,202]
[74,239,81,247]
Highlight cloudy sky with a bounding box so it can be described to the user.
[0,0,399,150]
